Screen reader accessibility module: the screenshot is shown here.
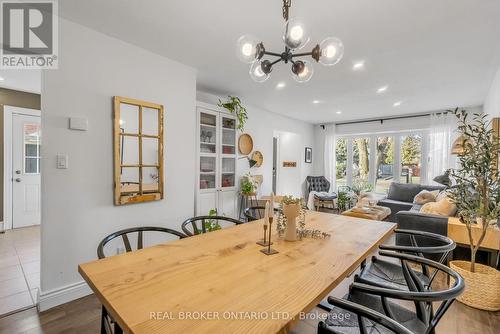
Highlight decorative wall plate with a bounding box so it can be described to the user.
[238,133,254,155]
[252,151,263,167]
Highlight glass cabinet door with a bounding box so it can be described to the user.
[221,116,236,154]
[199,111,218,190]
[200,156,216,189]
[200,112,217,154]
[220,116,236,188]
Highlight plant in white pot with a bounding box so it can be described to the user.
[448,109,500,311]
[281,196,302,241]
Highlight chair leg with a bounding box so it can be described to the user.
[115,323,124,334]
[101,306,107,334]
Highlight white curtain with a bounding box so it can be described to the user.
[427,112,456,184]
[323,124,336,192]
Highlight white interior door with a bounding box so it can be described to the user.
[276,131,302,197]
[12,114,41,228]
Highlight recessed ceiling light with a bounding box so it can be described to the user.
[352,61,365,70]
[312,100,321,104]
[393,101,402,107]
[336,110,342,114]
[276,82,286,89]
[0,76,4,81]
[377,86,388,93]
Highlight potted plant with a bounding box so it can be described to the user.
[351,179,373,207]
[240,173,257,195]
[204,208,221,232]
[448,109,500,311]
[218,96,248,131]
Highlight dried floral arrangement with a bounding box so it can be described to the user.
[276,196,331,239]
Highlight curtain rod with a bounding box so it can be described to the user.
[332,111,450,126]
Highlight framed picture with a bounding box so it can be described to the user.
[305,147,312,163]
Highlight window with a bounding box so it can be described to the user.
[334,131,427,194]
[376,136,394,193]
[335,138,347,188]
[400,134,422,184]
[24,123,41,174]
[352,137,370,186]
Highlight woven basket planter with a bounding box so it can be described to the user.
[450,260,500,311]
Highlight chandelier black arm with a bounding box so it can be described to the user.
[270,58,283,66]
[264,51,282,57]
[291,52,313,58]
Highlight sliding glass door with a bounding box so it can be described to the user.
[399,134,422,184]
[375,136,394,193]
[335,131,427,194]
[352,138,370,186]
[335,138,348,188]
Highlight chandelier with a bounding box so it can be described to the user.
[236,0,344,83]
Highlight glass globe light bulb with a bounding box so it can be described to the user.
[249,61,270,83]
[283,18,310,50]
[319,37,344,66]
[292,61,314,83]
[236,35,260,64]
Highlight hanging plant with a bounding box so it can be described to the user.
[218,96,248,131]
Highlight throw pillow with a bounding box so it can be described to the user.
[420,196,457,217]
[435,190,449,202]
[413,190,439,205]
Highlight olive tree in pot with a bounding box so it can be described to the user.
[448,109,500,311]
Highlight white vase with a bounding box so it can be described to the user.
[283,203,300,242]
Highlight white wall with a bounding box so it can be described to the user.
[40,19,196,306]
[484,67,500,118]
[197,92,316,198]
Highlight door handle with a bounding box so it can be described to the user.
[15,178,22,182]
[15,170,21,174]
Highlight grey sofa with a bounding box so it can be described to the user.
[378,183,449,258]
[378,182,445,222]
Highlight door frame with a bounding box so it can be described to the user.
[3,106,41,231]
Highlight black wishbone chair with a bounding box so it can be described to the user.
[243,206,279,222]
[318,297,414,334]
[97,227,186,334]
[357,229,455,291]
[181,216,244,236]
[244,206,266,222]
[319,251,465,334]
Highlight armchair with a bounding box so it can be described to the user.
[306,176,337,212]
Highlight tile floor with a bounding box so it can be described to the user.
[0,226,40,317]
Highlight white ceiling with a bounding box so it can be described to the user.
[56,0,500,123]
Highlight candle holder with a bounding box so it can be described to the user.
[257,224,273,246]
[260,217,279,255]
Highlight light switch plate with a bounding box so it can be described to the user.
[69,117,88,131]
[56,154,68,169]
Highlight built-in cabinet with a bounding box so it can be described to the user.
[196,103,238,218]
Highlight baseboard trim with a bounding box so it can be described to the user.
[38,281,93,312]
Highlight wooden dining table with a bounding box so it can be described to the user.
[79,211,396,334]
